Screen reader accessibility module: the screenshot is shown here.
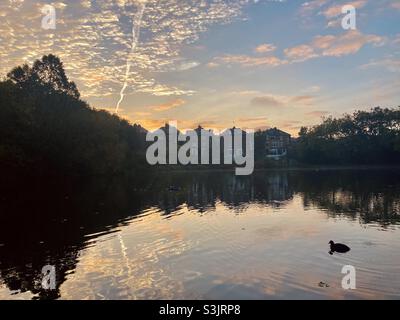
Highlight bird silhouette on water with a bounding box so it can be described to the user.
[329,240,350,255]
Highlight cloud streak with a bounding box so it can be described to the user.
[116,0,147,113]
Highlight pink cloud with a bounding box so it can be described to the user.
[322,0,367,18]
[392,2,400,10]
[284,31,386,61]
[254,43,277,54]
[149,99,186,112]
[284,45,318,62]
[321,31,385,57]
[290,95,316,106]
[214,54,286,67]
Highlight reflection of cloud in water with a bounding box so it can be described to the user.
[60,200,400,300]
[60,210,198,299]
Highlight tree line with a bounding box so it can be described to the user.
[291,107,400,165]
[1,54,399,176]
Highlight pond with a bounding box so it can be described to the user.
[0,169,399,299]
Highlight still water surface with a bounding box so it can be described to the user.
[0,169,399,299]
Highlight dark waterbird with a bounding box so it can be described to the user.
[329,240,350,255]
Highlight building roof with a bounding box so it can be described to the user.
[265,127,291,137]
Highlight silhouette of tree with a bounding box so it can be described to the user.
[1,55,147,176]
[7,54,80,99]
[292,107,400,165]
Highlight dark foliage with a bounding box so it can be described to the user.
[0,55,147,175]
[291,107,400,165]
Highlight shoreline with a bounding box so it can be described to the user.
[151,164,400,174]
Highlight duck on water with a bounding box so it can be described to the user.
[329,241,351,255]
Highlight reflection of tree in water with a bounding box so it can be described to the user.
[0,173,152,299]
[152,171,294,214]
[149,169,400,224]
[293,169,400,227]
[1,169,400,299]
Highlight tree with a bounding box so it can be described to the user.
[1,55,148,176]
[292,107,400,165]
[7,54,80,99]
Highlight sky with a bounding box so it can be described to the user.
[0,0,399,136]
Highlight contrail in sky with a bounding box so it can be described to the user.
[115,0,147,114]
